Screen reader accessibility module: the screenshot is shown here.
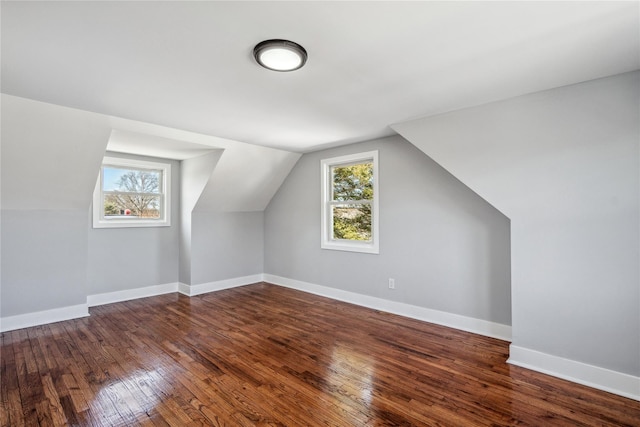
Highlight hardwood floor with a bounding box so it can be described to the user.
[1,283,639,426]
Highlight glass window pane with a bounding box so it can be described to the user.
[104,194,161,219]
[332,204,371,241]
[331,162,373,201]
[103,167,161,193]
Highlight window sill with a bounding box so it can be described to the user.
[321,240,379,254]
[93,219,170,229]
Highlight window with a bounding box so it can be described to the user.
[93,156,171,228]
[321,150,379,253]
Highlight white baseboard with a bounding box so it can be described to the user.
[179,274,264,297]
[508,345,640,401]
[6,275,636,402]
[178,282,191,295]
[0,304,89,333]
[1,276,263,333]
[263,274,512,341]
[87,282,180,307]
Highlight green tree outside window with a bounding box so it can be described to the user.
[331,162,373,241]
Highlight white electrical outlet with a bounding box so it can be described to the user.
[388,278,395,289]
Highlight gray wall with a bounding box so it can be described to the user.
[2,210,89,316]
[1,93,300,321]
[87,152,181,295]
[393,71,640,376]
[1,95,110,317]
[179,151,222,285]
[265,135,512,326]
[191,211,264,284]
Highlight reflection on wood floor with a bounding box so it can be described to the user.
[2,282,639,426]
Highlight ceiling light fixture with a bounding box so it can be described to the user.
[253,39,307,72]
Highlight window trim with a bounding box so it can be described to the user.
[321,150,379,254]
[92,156,171,229]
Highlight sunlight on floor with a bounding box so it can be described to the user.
[329,344,375,408]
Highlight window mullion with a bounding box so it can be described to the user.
[104,191,159,197]
[328,200,371,206]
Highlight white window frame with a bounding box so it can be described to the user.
[92,156,171,228]
[321,150,379,254]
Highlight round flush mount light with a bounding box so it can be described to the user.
[253,39,307,72]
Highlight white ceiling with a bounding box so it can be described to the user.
[108,129,220,160]
[2,1,638,153]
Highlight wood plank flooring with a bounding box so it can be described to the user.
[1,282,639,426]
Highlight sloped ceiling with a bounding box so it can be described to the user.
[1,94,300,213]
[106,114,301,212]
[107,130,218,161]
[2,1,638,152]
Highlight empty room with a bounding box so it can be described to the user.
[1,1,639,426]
